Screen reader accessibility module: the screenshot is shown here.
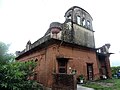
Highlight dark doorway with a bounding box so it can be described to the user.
[98,55,108,77]
[57,58,68,74]
[87,63,93,80]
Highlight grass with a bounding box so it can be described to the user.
[83,78,120,90]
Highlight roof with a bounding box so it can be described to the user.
[64,6,93,20]
[16,38,96,60]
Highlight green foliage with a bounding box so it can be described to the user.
[0,61,43,90]
[84,79,120,90]
[111,66,120,76]
[78,74,84,80]
[0,42,15,64]
[0,42,43,90]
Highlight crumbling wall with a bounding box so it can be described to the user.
[74,24,95,48]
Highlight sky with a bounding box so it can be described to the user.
[0,0,120,66]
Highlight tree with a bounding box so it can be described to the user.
[0,42,15,64]
[0,42,43,90]
[111,66,120,76]
[0,61,42,90]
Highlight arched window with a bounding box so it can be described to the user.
[82,18,86,26]
[87,20,90,29]
[77,16,81,25]
[67,14,71,19]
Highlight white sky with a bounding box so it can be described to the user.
[0,0,120,66]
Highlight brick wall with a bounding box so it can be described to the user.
[17,43,100,88]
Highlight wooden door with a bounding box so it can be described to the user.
[87,63,93,80]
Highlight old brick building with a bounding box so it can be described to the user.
[16,6,112,89]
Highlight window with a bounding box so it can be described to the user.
[57,58,68,73]
[82,18,86,26]
[67,14,71,19]
[77,16,81,25]
[87,20,90,29]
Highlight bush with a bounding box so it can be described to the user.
[0,61,43,90]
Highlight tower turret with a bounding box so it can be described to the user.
[44,6,95,48]
[63,6,95,48]
[64,6,93,30]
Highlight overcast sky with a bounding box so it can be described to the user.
[0,0,120,66]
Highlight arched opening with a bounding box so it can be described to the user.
[87,20,90,29]
[82,18,86,26]
[67,14,71,19]
[77,16,81,25]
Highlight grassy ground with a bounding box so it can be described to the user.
[83,78,120,90]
